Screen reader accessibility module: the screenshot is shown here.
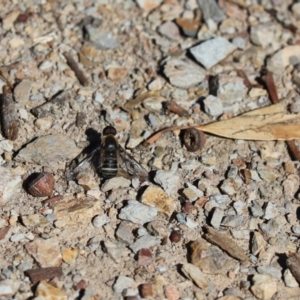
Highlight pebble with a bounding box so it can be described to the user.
[116,222,134,245]
[0,140,13,152]
[182,186,202,201]
[136,0,162,11]
[284,269,299,288]
[203,95,224,117]
[251,232,267,255]
[2,9,20,31]
[181,263,208,289]
[220,178,239,195]
[34,280,67,299]
[0,279,20,298]
[250,23,274,48]
[0,167,22,206]
[249,88,267,99]
[221,215,244,228]
[230,229,250,240]
[250,274,277,300]
[10,233,25,242]
[257,266,281,280]
[84,25,119,49]
[154,170,181,196]
[176,18,201,37]
[164,284,180,300]
[267,45,300,74]
[198,0,225,24]
[185,217,198,229]
[190,37,236,69]
[210,74,246,105]
[61,247,78,264]
[93,90,105,104]
[0,226,12,244]
[35,116,53,130]
[107,67,128,81]
[25,237,62,267]
[138,248,153,266]
[103,240,130,264]
[119,200,157,225]
[163,59,206,89]
[260,219,282,238]
[257,166,280,182]
[92,214,111,228]
[232,36,247,50]
[18,108,28,120]
[39,60,53,71]
[210,208,224,229]
[101,177,131,192]
[250,202,264,217]
[13,79,32,105]
[158,21,180,40]
[263,202,278,220]
[180,159,201,171]
[16,134,81,164]
[129,235,161,253]
[141,185,176,217]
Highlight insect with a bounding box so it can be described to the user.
[69,126,148,180]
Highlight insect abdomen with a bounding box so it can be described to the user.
[101,135,118,179]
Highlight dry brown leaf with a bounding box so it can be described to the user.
[144,101,300,146]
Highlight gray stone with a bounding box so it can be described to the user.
[284,269,299,288]
[103,240,130,264]
[250,23,274,48]
[190,37,236,69]
[230,229,250,240]
[232,36,247,50]
[0,280,20,298]
[221,215,244,228]
[101,177,131,192]
[116,222,134,245]
[129,235,160,253]
[119,200,157,225]
[220,178,239,195]
[257,266,282,280]
[181,159,201,171]
[186,217,198,229]
[210,208,224,229]
[113,276,135,293]
[250,274,277,300]
[154,169,181,196]
[158,21,180,40]
[196,0,225,24]
[15,134,81,164]
[203,95,223,117]
[163,59,206,88]
[250,202,264,218]
[0,140,13,152]
[92,214,110,228]
[264,202,278,220]
[181,263,208,289]
[260,219,282,238]
[14,79,32,105]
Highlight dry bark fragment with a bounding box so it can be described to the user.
[25,267,63,284]
[31,89,74,118]
[165,100,189,117]
[204,226,249,262]
[0,86,19,140]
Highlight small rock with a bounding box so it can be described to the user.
[249,88,267,99]
[210,74,246,105]
[264,202,278,220]
[140,283,154,298]
[164,284,180,300]
[210,208,224,229]
[2,10,20,31]
[250,23,274,48]
[14,79,32,105]
[0,279,20,298]
[0,167,22,206]
[101,177,131,192]
[180,159,201,171]
[10,233,25,242]
[163,59,206,89]
[250,274,277,300]
[16,134,81,164]
[232,36,248,50]
[220,178,239,195]
[190,37,236,69]
[103,240,130,264]
[251,232,267,256]
[107,67,127,81]
[154,170,181,196]
[158,21,180,40]
[200,155,217,165]
[230,229,250,240]
[141,185,176,217]
[92,214,110,228]
[257,166,280,182]
[0,140,14,152]
[93,90,105,104]
[0,226,12,244]
[35,116,53,130]
[34,281,67,300]
[129,235,161,253]
[136,0,162,11]
[203,95,224,116]
[186,217,198,229]
[257,266,281,280]
[260,219,282,238]
[119,200,157,225]
[39,60,53,71]
[221,215,244,228]
[116,222,134,245]
[284,269,299,288]
[77,173,99,191]
[25,237,62,267]
[138,248,153,266]
[176,18,201,37]
[27,173,54,197]
[181,263,208,289]
[250,202,264,218]
[61,247,78,264]
[197,0,225,24]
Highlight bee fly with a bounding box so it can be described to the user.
[68,126,148,180]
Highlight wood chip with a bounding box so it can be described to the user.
[165,100,189,117]
[25,267,63,284]
[204,226,249,262]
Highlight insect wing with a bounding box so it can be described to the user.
[118,146,148,179]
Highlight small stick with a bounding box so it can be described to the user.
[31,89,74,118]
[64,52,89,86]
[263,71,300,160]
[165,100,189,117]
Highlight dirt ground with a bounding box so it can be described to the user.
[1,0,300,299]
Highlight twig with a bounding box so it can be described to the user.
[64,52,89,86]
[263,71,300,160]
[42,195,63,205]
